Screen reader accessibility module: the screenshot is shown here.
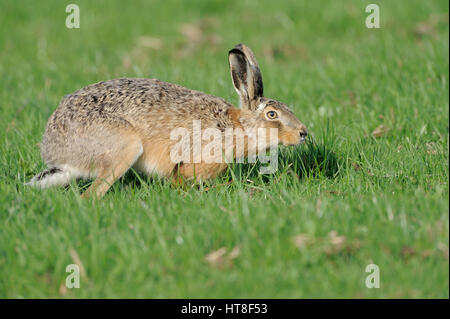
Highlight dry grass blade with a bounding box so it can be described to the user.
[205,246,241,267]
[292,234,312,249]
[137,36,163,50]
[205,247,227,266]
[228,246,241,260]
[372,124,390,138]
[179,23,203,42]
[328,231,346,247]
[69,248,88,280]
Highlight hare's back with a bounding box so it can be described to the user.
[56,78,232,120]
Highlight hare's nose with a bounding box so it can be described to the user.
[299,129,308,139]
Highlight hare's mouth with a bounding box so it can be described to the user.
[290,136,307,146]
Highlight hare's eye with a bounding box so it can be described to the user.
[266,110,278,120]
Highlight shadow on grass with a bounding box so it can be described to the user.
[227,135,343,184]
[78,169,165,192]
[282,137,343,179]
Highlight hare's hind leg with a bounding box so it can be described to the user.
[81,137,143,199]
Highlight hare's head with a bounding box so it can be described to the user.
[228,44,307,146]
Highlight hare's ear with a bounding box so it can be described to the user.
[228,44,263,111]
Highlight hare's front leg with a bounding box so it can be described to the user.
[81,137,143,199]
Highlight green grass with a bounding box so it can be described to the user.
[0,0,448,298]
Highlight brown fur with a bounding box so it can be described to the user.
[27,44,308,197]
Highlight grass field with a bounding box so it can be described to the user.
[0,0,448,298]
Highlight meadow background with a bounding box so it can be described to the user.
[0,0,448,298]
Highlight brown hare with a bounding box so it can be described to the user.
[27,44,307,198]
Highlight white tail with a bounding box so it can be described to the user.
[26,167,73,188]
